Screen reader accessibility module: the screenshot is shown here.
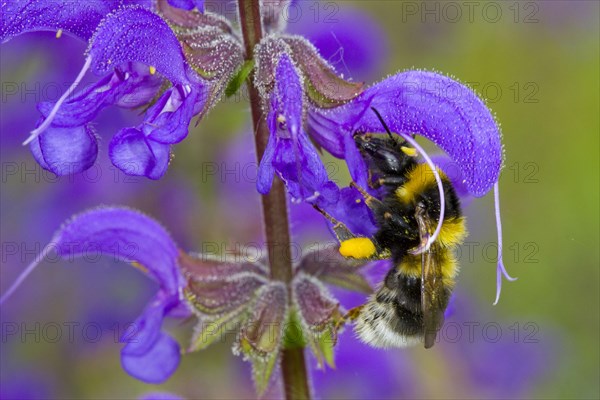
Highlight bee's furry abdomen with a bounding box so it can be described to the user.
[356,268,424,348]
[355,265,452,348]
[384,267,421,314]
[355,286,423,348]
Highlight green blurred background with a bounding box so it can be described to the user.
[1,1,598,399]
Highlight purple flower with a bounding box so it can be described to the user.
[252,33,514,301]
[140,391,185,400]
[2,2,521,396]
[1,0,124,42]
[0,199,369,390]
[253,36,501,203]
[1,207,187,383]
[59,208,187,383]
[3,1,243,179]
[315,72,515,299]
[257,53,339,206]
[308,71,502,197]
[167,0,204,12]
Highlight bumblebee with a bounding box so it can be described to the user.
[317,108,467,348]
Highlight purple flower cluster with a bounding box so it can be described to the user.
[3,1,240,179]
[1,0,517,392]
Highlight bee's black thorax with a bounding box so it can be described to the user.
[355,133,463,264]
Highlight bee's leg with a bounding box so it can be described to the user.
[335,305,365,331]
[313,205,356,243]
[350,181,384,209]
[408,202,431,255]
[313,205,387,260]
[370,175,407,190]
[366,169,381,190]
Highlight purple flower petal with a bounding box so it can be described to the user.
[140,392,184,400]
[310,71,502,197]
[122,296,174,355]
[1,0,120,42]
[256,132,277,194]
[29,133,51,171]
[143,85,205,144]
[257,54,339,204]
[115,64,165,108]
[33,123,98,175]
[48,207,183,383]
[167,0,204,12]
[54,207,181,292]
[257,53,303,194]
[327,187,377,237]
[88,6,190,84]
[109,127,171,180]
[36,64,162,127]
[275,54,303,137]
[121,330,180,383]
[306,109,345,157]
[342,131,369,188]
[430,153,471,202]
[271,134,337,203]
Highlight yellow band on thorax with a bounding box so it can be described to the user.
[396,163,448,204]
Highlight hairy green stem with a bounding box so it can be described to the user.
[238,0,311,398]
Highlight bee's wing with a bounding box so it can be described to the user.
[421,248,446,348]
[414,203,446,349]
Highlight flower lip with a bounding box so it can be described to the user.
[309,70,503,198]
[87,6,191,85]
[109,127,172,180]
[1,0,123,43]
[34,122,99,175]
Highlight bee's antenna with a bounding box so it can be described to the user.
[370,107,416,147]
[370,107,397,144]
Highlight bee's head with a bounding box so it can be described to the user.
[354,133,417,176]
